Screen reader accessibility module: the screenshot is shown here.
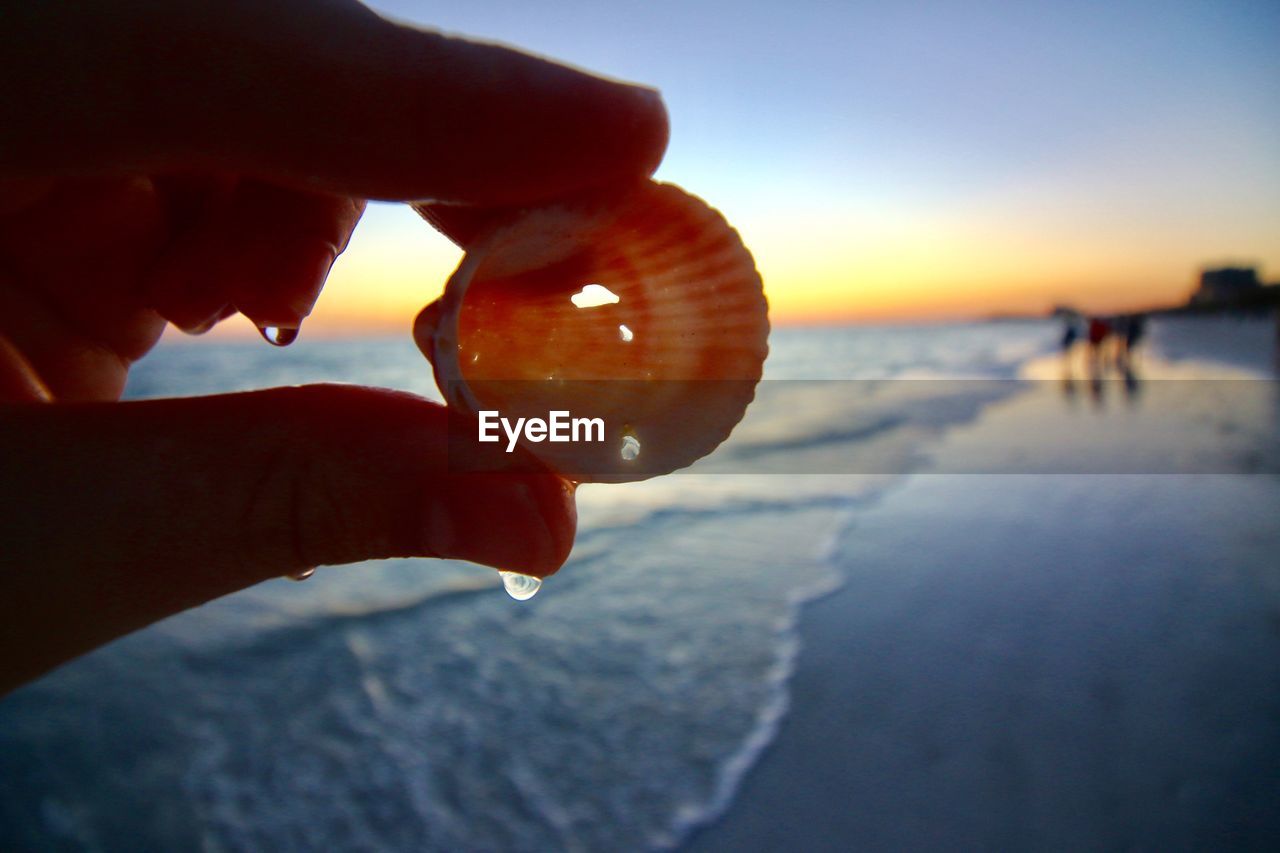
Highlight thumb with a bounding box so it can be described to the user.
[0,385,575,692]
[3,0,668,205]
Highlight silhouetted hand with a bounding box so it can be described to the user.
[0,0,668,693]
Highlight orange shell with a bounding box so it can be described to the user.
[416,181,769,483]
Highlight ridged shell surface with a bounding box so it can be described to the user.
[418,181,769,483]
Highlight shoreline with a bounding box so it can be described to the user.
[687,319,1280,850]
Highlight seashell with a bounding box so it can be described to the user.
[414,181,768,483]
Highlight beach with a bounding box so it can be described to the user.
[692,318,1280,849]
[2,317,1277,849]
[5,0,1277,845]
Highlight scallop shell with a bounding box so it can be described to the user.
[415,181,768,483]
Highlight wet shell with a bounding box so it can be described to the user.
[416,181,769,483]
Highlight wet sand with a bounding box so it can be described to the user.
[690,332,1280,850]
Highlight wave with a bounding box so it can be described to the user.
[662,520,851,849]
[722,414,908,460]
[4,323,1069,851]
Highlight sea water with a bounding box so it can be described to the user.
[0,321,1059,850]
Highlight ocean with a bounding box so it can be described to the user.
[2,317,1238,850]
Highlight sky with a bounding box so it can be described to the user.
[279,0,1280,334]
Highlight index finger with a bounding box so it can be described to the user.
[2,0,669,206]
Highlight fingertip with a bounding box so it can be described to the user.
[231,240,335,328]
[410,79,668,244]
[622,85,670,181]
[534,475,579,578]
[406,43,670,204]
[427,471,577,577]
[146,181,360,332]
[221,184,359,327]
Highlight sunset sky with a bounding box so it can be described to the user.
[269,0,1279,335]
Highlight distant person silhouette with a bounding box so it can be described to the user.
[1061,317,1079,353]
[1126,314,1147,351]
[1116,313,1146,378]
[1059,313,1081,383]
[1086,316,1111,378]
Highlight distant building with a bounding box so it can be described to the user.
[1190,266,1261,306]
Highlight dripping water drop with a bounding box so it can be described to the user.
[620,433,642,461]
[286,566,316,582]
[618,324,634,342]
[499,570,542,601]
[259,325,300,347]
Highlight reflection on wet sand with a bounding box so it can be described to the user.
[1057,311,1148,407]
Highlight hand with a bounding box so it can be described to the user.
[0,0,668,692]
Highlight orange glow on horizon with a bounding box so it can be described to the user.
[191,201,1276,340]
[195,257,1260,340]
[760,270,1202,326]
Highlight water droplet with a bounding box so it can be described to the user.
[258,325,300,346]
[618,323,634,342]
[286,566,316,582]
[620,433,642,461]
[499,570,542,601]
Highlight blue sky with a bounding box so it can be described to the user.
[305,0,1279,329]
